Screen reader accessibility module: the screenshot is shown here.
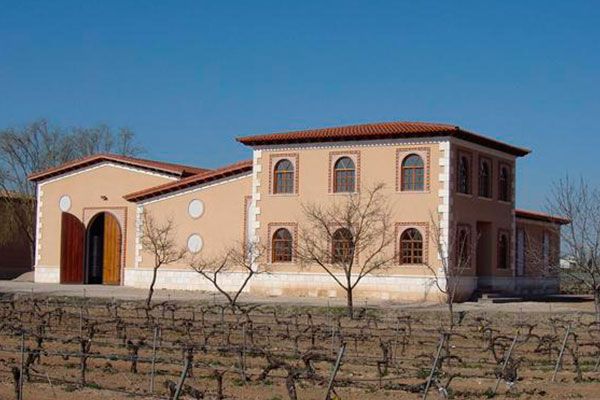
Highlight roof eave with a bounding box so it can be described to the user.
[124,163,253,203]
[516,209,571,225]
[27,154,203,182]
[237,129,531,157]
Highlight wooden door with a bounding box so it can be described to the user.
[102,213,121,285]
[60,212,85,283]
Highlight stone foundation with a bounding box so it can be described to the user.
[34,265,60,283]
[34,266,558,302]
[123,268,479,303]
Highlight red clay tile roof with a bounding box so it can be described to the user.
[28,153,209,182]
[236,121,531,156]
[124,159,253,202]
[516,209,570,225]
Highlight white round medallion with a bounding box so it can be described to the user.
[59,195,71,212]
[188,199,204,218]
[187,234,203,253]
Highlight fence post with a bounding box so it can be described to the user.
[150,325,158,394]
[241,322,247,382]
[19,330,25,400]
[45,372,56,399]
[492,332,519,395]
[423,333,446,400]
[331,322,335,357]
[173,358,191,400]
[552,324,571,382]
[79,305,83,337]
[393,318,400,363]
[325,343,346,400]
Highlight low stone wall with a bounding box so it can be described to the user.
[124,267,479,303]
[34,265,60,283]
[34,264,482,303]
[124,268,250,292]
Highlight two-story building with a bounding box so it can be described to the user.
[29,121,569,302]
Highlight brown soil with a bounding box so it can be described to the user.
[0,295,599,399]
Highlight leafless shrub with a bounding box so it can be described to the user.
[189,241,265,310]
[141,211,186,314]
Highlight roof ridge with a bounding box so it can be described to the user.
[237,120,458,138]
[78,153,207,173]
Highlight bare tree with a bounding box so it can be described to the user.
[0,120,73,257]
[296,183,395,318]
[545,177,598,319]
[70,125,144,157]
[189,241,264,309]
[426,214,476,329]
[0,119,143,257]
[141,211,186,311]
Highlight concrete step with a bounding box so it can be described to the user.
[483,296,525,304]
[475,291,524,303]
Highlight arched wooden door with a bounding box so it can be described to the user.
[60,212,85,283]
[102,212,122,285]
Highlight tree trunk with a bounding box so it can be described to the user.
[346,288,354,319]
[146,265,159,311]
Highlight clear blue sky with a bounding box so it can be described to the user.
[1,1,598,210]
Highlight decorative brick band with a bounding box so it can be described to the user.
[267,222,298,263]
[395,222,430,265]
[328,150,361,193]
[268,152,299,195]
[395,147,431,192]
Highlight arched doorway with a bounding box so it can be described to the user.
[85,212,122,285]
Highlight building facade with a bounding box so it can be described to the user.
[29,121,569,301]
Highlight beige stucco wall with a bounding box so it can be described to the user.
[33,137,546,302]
[254,140,444,272]
[450,139,516,283]
[35,163,177,279]
[246,139,453,300]
[136,174,252,271]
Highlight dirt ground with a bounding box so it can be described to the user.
[0,283,598,399]
[0,280,595,313]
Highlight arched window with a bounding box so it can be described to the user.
[273,159,294,194]
[457,155,470,194]
[498,232,509,269]
[400,228,423,264]
[401,154,424,191]
[498,165,510,201]
[333,157,355,193]
[272,228,293,262]
[332,228,354,263]
[478,158,491,198]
